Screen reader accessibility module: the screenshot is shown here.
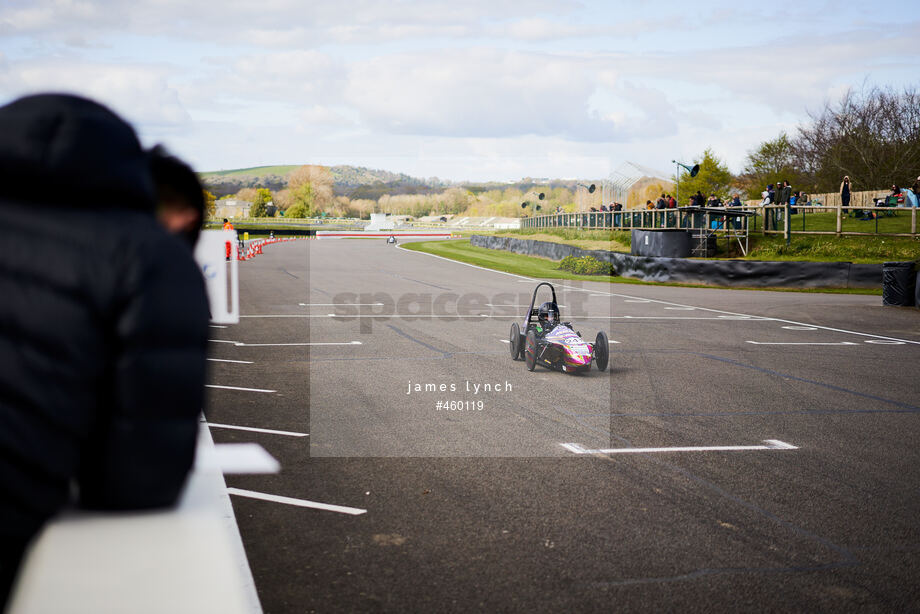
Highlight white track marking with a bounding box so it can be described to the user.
[864,339,905,345]
[209,325,228,329]
[234,341,362,346]
[207,358,255,364]
[227,488,367,516]
[745,341,858,346]
[399,243,920,345]
[208,339,238,344]
[561,440,798,455]
[297,303,384,306]
[782,326,817,330]
[323,314,765,320]
[206,384,277,393]
[486,304,565,308]
[208,423,308,437]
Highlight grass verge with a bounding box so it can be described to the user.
[402,240,882,295]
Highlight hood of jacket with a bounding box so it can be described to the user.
[0,93,155,210]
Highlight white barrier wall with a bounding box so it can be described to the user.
[194,230,239,324]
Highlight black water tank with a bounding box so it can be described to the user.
[916,270,920,309]
[631,229,691,258]
[882,261,917,306]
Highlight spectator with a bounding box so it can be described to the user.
[840,175,855,218]
[779,180,792,206]
[707,193,722,207]
[150,145,205,247]
[0,94,209,608]
[613,203,623,211]
[656,194,667,209]
[695,190,705,207]
[889,184,902,205]
[646,200,654,210]
[667,194,676,208]
[767,183,776,204]
[729,194,742,207]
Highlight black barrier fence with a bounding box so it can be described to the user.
[469,235,883,289]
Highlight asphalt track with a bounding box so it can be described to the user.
[206,238,920,613]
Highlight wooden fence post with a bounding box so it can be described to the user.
[836,202,842,237]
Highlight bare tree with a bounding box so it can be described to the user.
[792,85,920,192]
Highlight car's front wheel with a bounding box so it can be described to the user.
[525,330,537,371]
[594,331,609,371]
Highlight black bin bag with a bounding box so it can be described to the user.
[882,261,917,306]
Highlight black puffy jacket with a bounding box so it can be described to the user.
[0,94,209,543]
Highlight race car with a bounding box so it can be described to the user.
[509,282,609,373]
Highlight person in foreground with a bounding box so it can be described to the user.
[0,93,209,609]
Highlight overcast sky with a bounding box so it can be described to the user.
[1,0,917,182]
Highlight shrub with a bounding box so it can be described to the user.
[558,255,615,275]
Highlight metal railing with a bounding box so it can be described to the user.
[521,204,919,238]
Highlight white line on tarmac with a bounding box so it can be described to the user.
[782,326,817,330]
[206,384,277,393]
[209,325,228,329]
[296,303,385,306]
[208,423,309,437]
[398,243,920,345]
[227,488,367,515]
[664,307,695,310]
[321,314,755,320]
[486,304,565,308]
[207,358,255,364]
[209,339,238,344]
[560,439,798,455]
[745,341,858,346]
[235,341,361,346]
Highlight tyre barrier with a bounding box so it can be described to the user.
[469,235,883,289]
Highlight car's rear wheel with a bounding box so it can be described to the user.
[594,331,609,371]
[525,330,537,371]
[509,323,522,360]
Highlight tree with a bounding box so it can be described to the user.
[792,85,920,192]
[249,187,272,217]
[740,133,804,200]
[203,190,216,218]
[288,165,333,214]
[285,202,309,218]
[672,148,732,204]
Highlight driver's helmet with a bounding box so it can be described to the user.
[537,302,559,329]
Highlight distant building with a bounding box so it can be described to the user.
[215,199,250,219]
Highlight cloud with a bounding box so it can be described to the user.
[0,57,190,127]
[343,48,658,142]
[0,0,568,46]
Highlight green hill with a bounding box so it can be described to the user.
[199,164,448,198]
